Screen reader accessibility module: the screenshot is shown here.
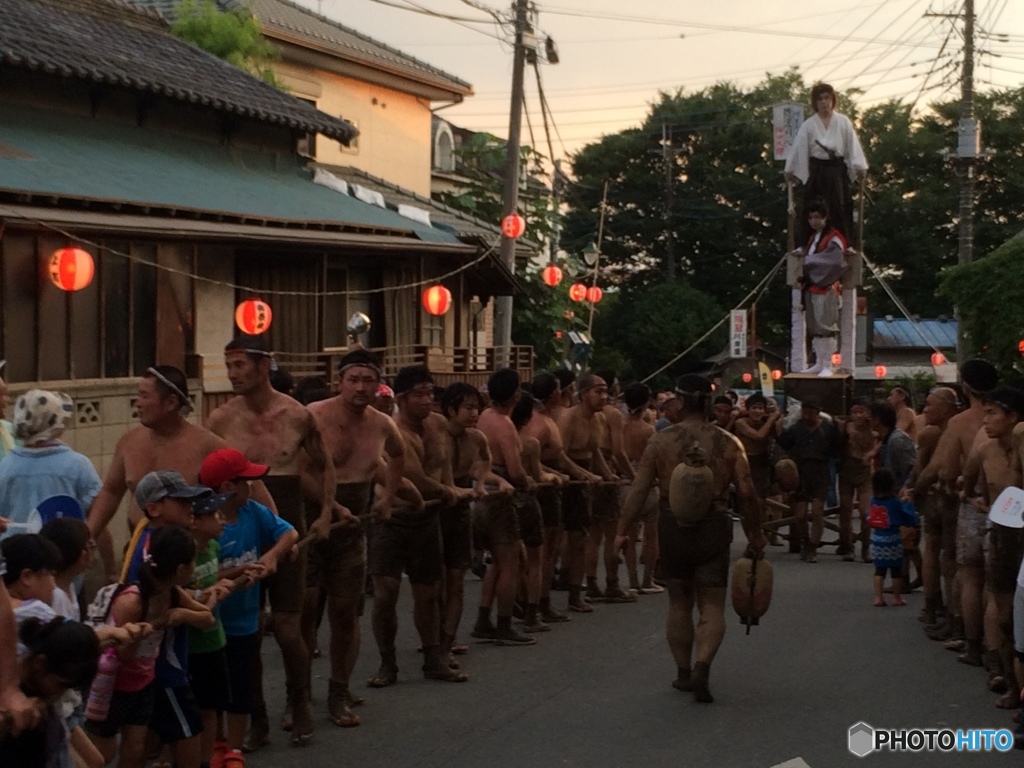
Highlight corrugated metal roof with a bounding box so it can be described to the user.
[0,104,457,244]
[0,0,357,144]
[872,318,957,349]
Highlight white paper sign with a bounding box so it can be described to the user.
[730,310,748,359]
[773,103,805,161]
[989,486,1024,529]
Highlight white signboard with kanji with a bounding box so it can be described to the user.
[730,309,748,359]
[773,103,805,161]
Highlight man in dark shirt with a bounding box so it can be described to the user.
[778,396,841,562]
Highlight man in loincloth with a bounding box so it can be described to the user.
[621,383,660,593]
[511,391,567,632]
[585,371,635,603]
[733,394,783,545]
[888,386,919,443]
[206,334,338,746]
[616,374,765,703]
[557,374,617,612]
[917,360,997,655]
[523,373,602,623]
[87,366,238,581]
[961,388,1024,707]
[368,364,469,683]
[778,396,841,562]
[907,387,960,626]
[440,383,511,657]
[306,349,405,725]
[836,398,879,562]
[472,368,537,645]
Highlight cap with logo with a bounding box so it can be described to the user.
[134,470,211,510]
[199,448,269,489]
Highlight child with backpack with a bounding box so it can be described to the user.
[868,468,919,607]
[83,526,212,768]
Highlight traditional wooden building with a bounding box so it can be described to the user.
[0,0,527,505]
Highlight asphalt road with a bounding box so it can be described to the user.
[247,527,1022,767]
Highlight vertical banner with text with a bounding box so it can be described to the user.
[730,309,748,359]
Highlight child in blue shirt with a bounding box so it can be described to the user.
[200,448,298,767]
[869,468,918,607]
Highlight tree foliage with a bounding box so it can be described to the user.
[939,235,1024,376]
[562,74,1024,380]
[172,0,283,86]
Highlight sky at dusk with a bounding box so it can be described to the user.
[302,0,1024,162]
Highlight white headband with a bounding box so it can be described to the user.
[147,368,192,415]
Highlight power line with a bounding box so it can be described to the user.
[539,5,954,48]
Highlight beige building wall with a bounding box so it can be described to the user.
[5,378,202,557]
[276,63,432,197]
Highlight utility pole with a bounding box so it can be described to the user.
[662,121,676,280]
[956,0,976,361]
[493,0,530,365]
[930,0,979,362]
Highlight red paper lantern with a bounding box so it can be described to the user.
[831,353,841,367]
[586,286,603,304]
[501,213,526,239]
[1018,340,1024,354]
[541,265,563,287]
[771,369,782,381]
[569,283,588,302]
[874,365,887,379]
[48,247,95,292]
[235,298,273,335]
[742,373,752,383]
[931,352,946,366]
[422,284,452,316]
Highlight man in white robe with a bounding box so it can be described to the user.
[785,83,868,246]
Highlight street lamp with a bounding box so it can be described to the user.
[582,242,600,268]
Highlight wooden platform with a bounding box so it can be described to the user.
[782,372,855,416]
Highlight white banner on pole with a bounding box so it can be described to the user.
[730,309,748,359]
[773,103,805,161]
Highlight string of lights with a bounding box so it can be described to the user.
[0,204,499,299]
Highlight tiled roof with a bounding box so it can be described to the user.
[871,317,958,349]
[0,0,357,143]
[132,0,472,95]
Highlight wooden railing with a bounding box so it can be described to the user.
[270,345,534,386]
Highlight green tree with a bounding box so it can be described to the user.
[939,234,1024,376]
[562,75,1024,378]
[591,278,725,388]
[172,0,283,86]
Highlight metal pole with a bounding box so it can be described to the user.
[493,0,530,366]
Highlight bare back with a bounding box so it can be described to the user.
[622,415,654,465]
[937,405,987,488]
